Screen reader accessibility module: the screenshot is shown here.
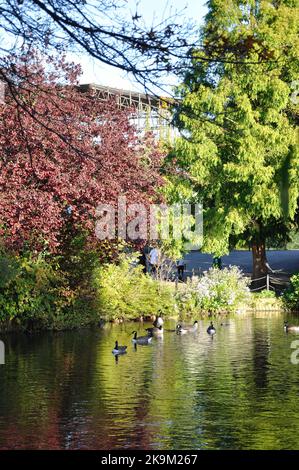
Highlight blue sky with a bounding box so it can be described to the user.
[74,0,207,92]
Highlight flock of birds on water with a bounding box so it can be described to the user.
[112,316,299,355]
[112,317,299,355]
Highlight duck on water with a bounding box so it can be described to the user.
[284,321,299,333]
[131,331,152,345]
[145,325,163,337]
[153,312,164,328]
[176,321,198,334]
[207,322,216,335]
[112,341,127,355]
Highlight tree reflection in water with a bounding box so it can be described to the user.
[0,314,299,450]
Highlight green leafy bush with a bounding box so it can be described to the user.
[176,266,250,315]
[93,254,176,321]
[253,290,276,299]
[283,273,299,311]
[0,250,99,330]
[0,253,64,329]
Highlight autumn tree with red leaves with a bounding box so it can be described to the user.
[0,53,164,255]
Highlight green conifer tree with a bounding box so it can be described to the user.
[172,0,299,278]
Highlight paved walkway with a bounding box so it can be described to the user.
[183,250,299,278]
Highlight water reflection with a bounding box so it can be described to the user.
[0,314,299,449]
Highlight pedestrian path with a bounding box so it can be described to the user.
[182,250,299,278]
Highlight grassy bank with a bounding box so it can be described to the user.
[246,292,284,312]
[0,252,289,333]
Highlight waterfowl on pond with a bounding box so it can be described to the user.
[284,321,299,332]
[131,331,152,345]
[112,341,127,355]
[207,322,216,335]
[153,313,164,327]
[177,321,198,334]
[176,324,187,334]
[145,325,163,337]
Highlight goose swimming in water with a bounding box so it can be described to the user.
[177,321,198,334]
[112,341,127,355]
[176,324,186,334]
[284,321,299,333]
[131,331,152,345]
[145,325,163,337]
[153,313,164,327]
[207,322,216,335]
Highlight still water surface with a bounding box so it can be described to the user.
[0,314,299,450]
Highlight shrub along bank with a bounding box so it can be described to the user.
[0,251,286,332]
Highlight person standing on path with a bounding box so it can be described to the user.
[176,259,186,281]
[148,245,160,277]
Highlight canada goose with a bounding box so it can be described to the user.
[131,331,152,345]
[207,322,216,335]
[112,341,127,355]
[177,321,198,334]
[176,324,187,334]
[153,312,164,327]
[284,321,299,333]
[176,324,184,333]
[145,325,163,337]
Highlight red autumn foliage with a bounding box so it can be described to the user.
[0,53,164,253]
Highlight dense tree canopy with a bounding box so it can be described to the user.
[171,0,299,277]
[0,53,164,253]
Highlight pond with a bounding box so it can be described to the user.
[0,313,299,450]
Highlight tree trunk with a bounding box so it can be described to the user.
[252,240,268,280]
